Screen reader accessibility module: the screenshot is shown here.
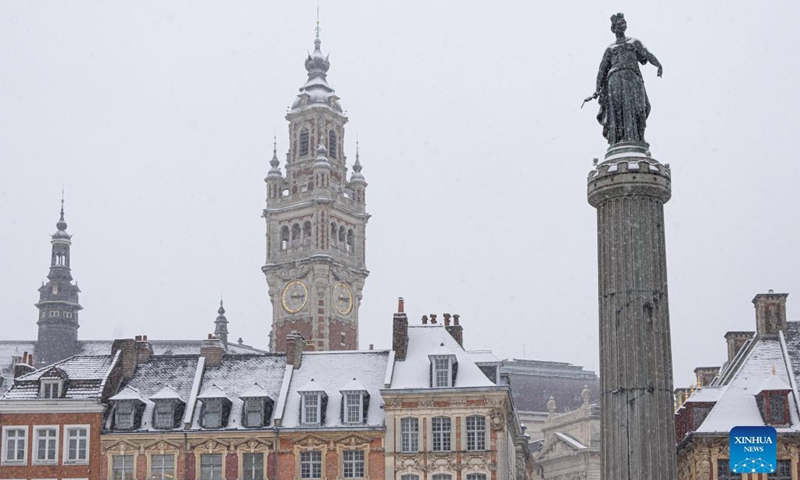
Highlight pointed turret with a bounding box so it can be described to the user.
[214,299,229,348]
[36,200,83,366]
[265,137,284,200]
[348,141,367,204]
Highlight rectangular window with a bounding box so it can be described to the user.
[203,400,222,428]
[717,459,738,480]
[200,453,223,480]
[245,399,264,427]
[770,459,792,480]
[400,417,419,453]
[401,475,420,480]
[115,403,135,429]
[466,475,487,480]
[64,426,89,464]
[466,416,486,451]
[243,453,264,480]
[150,454,175,480]
[342,450,365,478]
[344,393,362,424]
[34,426,58,464]
[41,380,61,399]
[154,402,174,429]
[2,426,27,464]
[432,417,451,452]
[770,395,787,424]
[303,394,320,424]
[300,450,322,479]
[432,475,452,480]
[434,357,451,387]
[112,454,135,480]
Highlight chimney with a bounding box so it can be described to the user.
[693,366,720,388]
[445,313,464,348]
[136,335,153,364]
[286,332,306,369]
[422,315,428,325]
[393,297,409,361]
[430,314,437,324]
[28,354,33,366]
[200,334,224,367]
[112,338,138,381]
[753,292,789,335]
[369,344,374,350]
[13,352,35,378]
[724,331,754,363]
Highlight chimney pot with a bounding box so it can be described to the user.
[443,313,451,326]
[369,344,374,350]
[207,333,213,340]
[422,315,428,325]
[453,314,460,326]
[28,354,33,366]
[22,352,27,364]
[143,335,148,341]
[135,335,142,341]
[430,314,437,324]
[398,297,404,313]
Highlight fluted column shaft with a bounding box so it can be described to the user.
[588,145,677,479]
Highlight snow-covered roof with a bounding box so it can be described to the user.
[239,383,269,398]
[3,353,119,400]
[150,385,184,402]
[282,350,389,428]
[467,350,501,365]
[339,378,367,393]
[110,386,144,402]
[690,330,800,433]
[389,326,495,390]
[554,432,587,450]
[197,384,228,400]
[758,374,792,393]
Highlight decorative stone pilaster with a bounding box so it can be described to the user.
[587,142,677,479]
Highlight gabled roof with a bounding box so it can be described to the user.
[150,385,184,402]
[759,374,792,393]
[339,378,367,393]
[239,383,269,399]
[110,385,144,402]
[197,384,228,400]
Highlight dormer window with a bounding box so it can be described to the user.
[40,380,62,399]
[115,402,136,429]
[109,387,145,430]
[302,393,321,424]
[339,378,369,425]
[429,344,458,388]
[149,386,185,430]
[756,374,792,427]
[198,384,232,429]
[239,383,273,428]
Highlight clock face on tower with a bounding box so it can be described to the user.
[333,282,353,315]
[281,280,308,314]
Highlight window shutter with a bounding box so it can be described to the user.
[362,393,370,424]
[429,362,433,388]
[173,401,186,428]
[320,393,329,424]
[452,361,459,387]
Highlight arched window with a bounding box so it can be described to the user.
[303,221,312,245]
[299,129,310,157]
[280,226,290,250]
[331,223,338,246]
[346,229,354,253]
[338,226,346,244]
[291,224,301,247]
[432,474,452,480]
[328,130,337,159]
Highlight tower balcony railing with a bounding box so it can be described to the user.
[267,188,365,213]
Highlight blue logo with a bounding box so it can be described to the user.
[730,426,777,474]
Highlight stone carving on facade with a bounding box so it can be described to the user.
[101,439,141,455]
[332,266,356,284]
[143,439,182,453]
[334,433,372,446]
[276,264,311,281]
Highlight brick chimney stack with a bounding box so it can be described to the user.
[112,338,139,381]
[286,332,306,369]
[200,334,224,367]
[13,352,35,378]
[136,334,153,364]
[753,291,789,335]
[392,297,409,361]
[430,314,437,325]
[445,313,464,348]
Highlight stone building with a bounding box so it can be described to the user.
[532,387,600,480]
[676,292,800,480]
[262,31,369,353]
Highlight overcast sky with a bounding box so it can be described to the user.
[1,1,798,388]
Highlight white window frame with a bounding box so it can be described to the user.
[466,416,487,451]
[202,400,222,428]
[400,475,420,480]
[241,452,264,480]
[153,401,175,429]
[33,425,59,465]
[300,450,322,479]
[150,453,176,480]
[63,424,90,465]
[200,453,224,480]
[433,357,452,388]
[343,392,363,424]
[466,474,488,480]
[114,402,135,429]
[112,453,136,480]
[302,393,321,425]
[400,417,419,453]
[244,398,264,428]
[342,450,365,479]
[432,474,453,480]
[1,425,28,465]
[431,417,452,452]
[40,380,62,399]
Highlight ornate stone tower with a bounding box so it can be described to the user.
[263,32,369,353]
[587,142,676,479]
[36,202,83,366]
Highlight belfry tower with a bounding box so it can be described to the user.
[587,142,677,478]
[263,31,369,353]
[36,202,83,366]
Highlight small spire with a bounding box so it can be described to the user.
[218,296,225,316]
[214,297,229,348]
[315,1,321,40]
[56,191,68,232]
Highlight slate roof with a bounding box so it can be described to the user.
[282,350,389,428]
[502,358,599,413]
[2,353,118,400]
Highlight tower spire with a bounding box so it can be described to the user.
[214,298,229,348]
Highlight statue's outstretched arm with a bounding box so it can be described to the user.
[646,50,663,77]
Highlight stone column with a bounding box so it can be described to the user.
[587,142,677,479]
